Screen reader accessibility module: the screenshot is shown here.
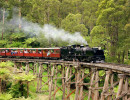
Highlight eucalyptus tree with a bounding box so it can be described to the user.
[0,0,9,40]
[81,0,99,34]
[22,0,61,26]
[8,0,23,29]
[94,0,129,63]
[61,13,88,36]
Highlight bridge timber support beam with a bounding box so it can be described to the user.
[0,58,130,100]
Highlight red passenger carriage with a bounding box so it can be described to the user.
[0,48,61,59]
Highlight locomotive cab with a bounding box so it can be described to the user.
[92,47,105,62]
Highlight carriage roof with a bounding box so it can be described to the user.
[0,48,60,50]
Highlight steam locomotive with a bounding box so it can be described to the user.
[0,45,105,63]
[61,45,105,62]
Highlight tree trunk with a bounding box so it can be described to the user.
[47,6,50,24]
[117,53,121,63]
[90,23,93,43]
[58,6,61,27]
[3,81,6,92]
[126,49,128,60]
[19,81,24,96]
[122,51,125,64]
[27,81,29,97]
[110,41,116,57]
[109,25,118,58]
[2,8,5,40]
[19,0,21,29]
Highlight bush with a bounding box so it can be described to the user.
[0,62,7,68]
[0,61,14,68]
[6,61,14,67]
[13,97,33,100]
[9,82,27,98]
[0,93,12,100]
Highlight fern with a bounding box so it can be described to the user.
[0,93,12,100]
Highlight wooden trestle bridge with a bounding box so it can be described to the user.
[0,58,130,100]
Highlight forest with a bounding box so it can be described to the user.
[0,0,130,64]
[0,0,130,100]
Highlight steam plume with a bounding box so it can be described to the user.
[10,16,88,45]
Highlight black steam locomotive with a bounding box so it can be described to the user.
[61,45,105,62]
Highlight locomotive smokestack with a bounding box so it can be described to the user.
[86,44,89,47]
[80,45,84,48]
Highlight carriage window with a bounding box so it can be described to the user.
[24,50,28,53]
[55,50,60,54]
[51,50,54,53]
[1,50,5,53]
[43,50,46,54]
[29,50,32,53]
[45,50,48,53]
[20,50,23,53]
[11,50,18,53]
[27,50,30,53]
[6,49,9,53]
[38,50,42,54]
[32,50,35,53]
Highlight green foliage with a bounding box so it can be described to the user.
[0,68,10,76]
[0,62,7,68]
[95,0,129,63]
[13,97,33,100]
[6,61,14,67]
[24,38,40,48]
[0,60,36,99]
[0,68,10,77]
[25,38,36,45]
[9,42,23,48]
[61,13,88,36]
[10,33,26,41]
[13,73,36,82]
[90,25,108,47]
[0,61,14,68]
[124,59,130,65]
[0,93,12,100]
[0,67,10,81]
[0,40,8,47]
[9,82,27,98]
[81,0,99,34]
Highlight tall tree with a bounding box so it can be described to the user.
[94,0,129,63]
[2,8,5,40]
[61,13,88,36]
[0,0,8,40]
[19,0,21,29]
[81,0,99,34]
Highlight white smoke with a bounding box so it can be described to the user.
[10,16,88,45]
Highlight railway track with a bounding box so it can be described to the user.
[0,58,130,75]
